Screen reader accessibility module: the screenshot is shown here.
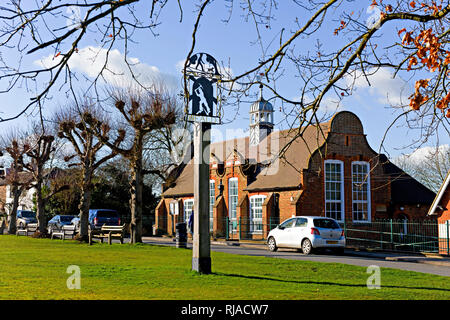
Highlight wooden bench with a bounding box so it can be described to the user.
[89,225,125,245]
[51,225,76,240]
[16,223,38,236]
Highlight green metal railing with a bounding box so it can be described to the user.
[154,215,449,255]
[223,217,280,241]
[438,221,450,256]
[340,219,440,253]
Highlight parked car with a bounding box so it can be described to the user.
[70,209,121,233]
[16,210,37,229]
[267,216,345,255]
[47,215,76,235]
[70,216,80,233]
[89,209,121,230]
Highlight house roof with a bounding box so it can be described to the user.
[244,122,330,191]
[162,119,331,197]
[379,155,437,205]
[0,171,33,186]
[427,170,450,215]
[162,111,436,206]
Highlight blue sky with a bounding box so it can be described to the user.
[0,1,448,160]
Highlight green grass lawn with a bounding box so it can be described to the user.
[0,235,448,300]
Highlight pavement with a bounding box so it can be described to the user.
[144,236,450,268]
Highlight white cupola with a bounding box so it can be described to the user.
[249,84,274,146]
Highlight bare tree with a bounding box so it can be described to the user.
[55,102,125,241]
[393,145,450,192]
[0,131,34,234]
[0,1,448,163]
[17,124,72,234]
[143,106,192,190]
[85,85,177,243]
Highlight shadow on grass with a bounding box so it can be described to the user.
[214,272,450,292]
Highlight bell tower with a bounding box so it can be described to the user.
[249,84,274,146]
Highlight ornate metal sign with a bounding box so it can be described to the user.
[183,53,222,124]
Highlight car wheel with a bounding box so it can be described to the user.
[302,239,313,255]
[267,237,278,252]
[333,247,345,255]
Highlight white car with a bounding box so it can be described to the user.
[267,216,345,255]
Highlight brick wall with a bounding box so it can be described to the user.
[155,112,432,238]
[298,112,392,222]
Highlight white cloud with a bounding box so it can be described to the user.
[346,68,411,106]
[396,144,449,163]
[34,46,179,91]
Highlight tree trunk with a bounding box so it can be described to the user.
[78,168,92,242]
[129,137,143,244]
[35,180,46,234]
[7,185,20,234]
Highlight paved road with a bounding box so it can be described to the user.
[142,237,450,277]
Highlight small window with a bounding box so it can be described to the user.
[313,218,340,229]
[183,199,194,223]
[295,218,308,227]
[97,211,119,218]
[279,218,295,229]
[249,195,266,234]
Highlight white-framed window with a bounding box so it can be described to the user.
[228,178,239,231]
[249,195,266,234]
[183,199,194,223]
[209,180,215,232]
[351,161,371,222]
[169,200,179,216]
[324,160,344,222]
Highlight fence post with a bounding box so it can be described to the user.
[343,218,347,239]
[444,220,450,256]
[238,217,241,241]
[390,219,393,249]
[225,217,229,241]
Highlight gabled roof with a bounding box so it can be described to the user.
[427,170,450,215]
[0,171,33,186]
[162,120,331,197]
[244,122,330,191]
[379,155,437,205]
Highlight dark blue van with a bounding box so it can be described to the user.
[88,209,121,230]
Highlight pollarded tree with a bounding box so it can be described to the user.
[0,131,34,234]
[85,85,177,243]
[0,1,448,156]
[55,102,125,242]
[16,123,71,234]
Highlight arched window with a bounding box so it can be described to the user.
[228,178,239,232]
[351,161,371,222]
[324,160,344,221]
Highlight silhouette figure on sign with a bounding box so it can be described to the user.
[189,76,217,117]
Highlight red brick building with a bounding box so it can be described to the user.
[428,171,450,255]
[155,99,435,239]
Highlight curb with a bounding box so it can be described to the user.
[145,237,450,266]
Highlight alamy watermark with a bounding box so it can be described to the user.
[366,265,381,290]
[66,265,81,290]
[172,126,280,175]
